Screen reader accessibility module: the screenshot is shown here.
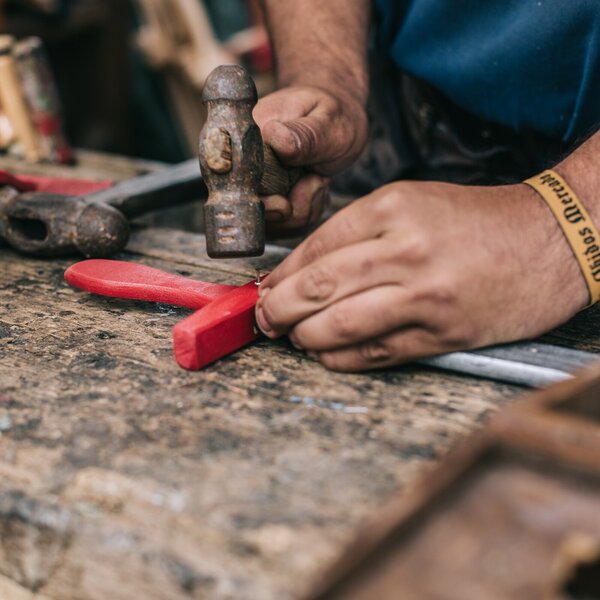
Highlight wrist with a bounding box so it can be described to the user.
[518,180,590,312]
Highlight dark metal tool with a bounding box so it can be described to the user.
[199,64,301,258]
[0,158,204,257]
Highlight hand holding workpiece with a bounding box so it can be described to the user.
[252,0,600,372]
[255,178,590,372]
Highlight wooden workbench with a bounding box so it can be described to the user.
[0,154,599,600]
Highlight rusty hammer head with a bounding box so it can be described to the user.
[0,186,129,257]
[199,65,266,258]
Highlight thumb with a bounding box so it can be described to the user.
[262,117,326,167]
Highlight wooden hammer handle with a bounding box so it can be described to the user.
[258,144,303,197]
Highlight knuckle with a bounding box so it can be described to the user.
[319,352,344,372]
[260,298,286,330]
[394,234,431,265]
[359,340,391,363]
[297,264,337,301]
[329,304,360,339]
[416,276,459,306]
[301,236,329,265]
[371,185,406,220]
[358,257,374,277]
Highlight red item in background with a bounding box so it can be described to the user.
[249,40,273,73]
[64,259,263,370]
[0,169,112,195]
[245,0,273,72]
[65,260,237,309]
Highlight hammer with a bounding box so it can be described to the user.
[199,64,301,258]
[0,159,204,257]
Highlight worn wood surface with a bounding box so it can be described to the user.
[0,153,599,599]
[307,368,600,600]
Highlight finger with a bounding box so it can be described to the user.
[315,328,445,373]
[265,176,330,233]
[309,184,330,225]
[253,88,319,129]
[262,118,341,168]
[263,195,293,223]
[289,285,422,351]
[263,174,327,225]
[256,237,422,336]
[261,191,385,291]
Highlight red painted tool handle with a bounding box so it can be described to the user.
[64,259,236,309]
[173,281,261,370]
[0,169,112,194]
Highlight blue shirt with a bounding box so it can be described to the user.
[375,0,600,144]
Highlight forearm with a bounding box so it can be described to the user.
[261,0,371,107]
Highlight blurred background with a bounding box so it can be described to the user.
[0,0,275,164]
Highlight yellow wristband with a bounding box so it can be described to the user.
[524,169,600,307]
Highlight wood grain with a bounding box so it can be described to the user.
[305,368,600,600]
[0,241,519,599]
[2,153,599,599]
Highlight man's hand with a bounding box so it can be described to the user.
[254,85,368,233]
[256,0,370,233]
[255,180,588,372]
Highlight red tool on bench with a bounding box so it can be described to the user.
[64,259,264,370]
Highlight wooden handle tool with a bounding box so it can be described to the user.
[199,64,302,258]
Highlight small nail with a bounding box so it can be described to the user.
[255,305,273,335]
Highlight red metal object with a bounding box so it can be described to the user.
[0,169,112,195]
[64,260,236,309]
[64,259,262,370]
[173,281,260,370]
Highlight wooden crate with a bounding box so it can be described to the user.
[307,367,600,600]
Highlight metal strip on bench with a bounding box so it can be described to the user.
[417,342,599,388]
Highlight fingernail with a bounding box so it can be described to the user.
[310,186,330,224]
[258,286,270,299]
[255,305,273,335]
[306,176,328,197]
[288,333,304,350]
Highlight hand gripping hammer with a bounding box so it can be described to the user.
[199,64,301,258]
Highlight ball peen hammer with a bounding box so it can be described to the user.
[199,64,301,258]
[0,159,204,257]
